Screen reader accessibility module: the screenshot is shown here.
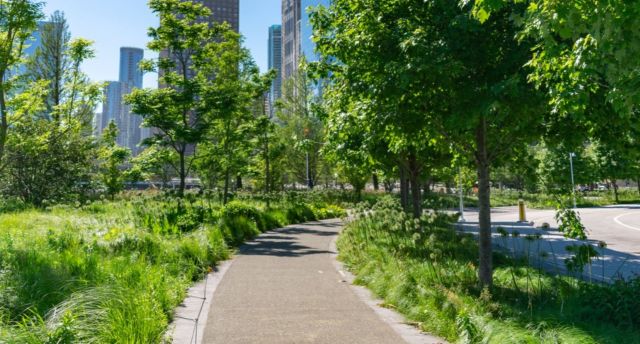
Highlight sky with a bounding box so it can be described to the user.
[41,0,282,88]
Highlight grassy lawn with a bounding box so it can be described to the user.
[338,197,640,343]
[0,194,344,343]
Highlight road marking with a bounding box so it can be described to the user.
[613,213,640,232]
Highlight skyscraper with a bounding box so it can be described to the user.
[194,0,240,32]
[119,47,144,89]
[99,81,122,136]
[268,24,282,115]
[281,0,301,80]
[98,48,146,155]
[281,0,331,80]
[159,0,240,86]
[118,47,145,154]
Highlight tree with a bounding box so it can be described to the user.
[311,0,545,287]
[311,1,456,219]
[127,0,232,196]
[276,62,326,190]
[2,37,101,205]
[98,121,131,199]
[130,146,177,188]
[25,10,70,118]
[0,0,43,165]
[194,40,273,203]
[475,1,640,185]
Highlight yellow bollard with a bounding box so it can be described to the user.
[518,199,527,222]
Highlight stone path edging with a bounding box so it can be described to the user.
[329,235,448,344]
[168,260,234,344]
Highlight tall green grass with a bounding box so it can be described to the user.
[338,197,640,343]
[0,195,345,343]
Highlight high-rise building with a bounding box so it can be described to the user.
[119,47,144,89]
[98,48,147,155]
[281,0,301,80]
[118,47,145,154]
[99,81,122,136]
[159,0,240,85]
[195,0,240,32]
[268,24,282,115]
[281,0,331,78]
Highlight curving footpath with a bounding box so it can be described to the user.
[199,219,445,344]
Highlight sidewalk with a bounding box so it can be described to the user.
[457,219,640,282]
[201,219,444,344]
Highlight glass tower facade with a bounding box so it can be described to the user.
[119,47,144,89]
[268,24,282,115]
[281,0,301,80]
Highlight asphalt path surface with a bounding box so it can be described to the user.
[459,205,640,281]
[202,219,442,344]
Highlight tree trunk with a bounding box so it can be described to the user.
[399,164,409,210]
[636,177,640,195]
[613,180,619,203]
[178,150,186,197]
[0,87,7,166]
[408,153,422,218]
[372,173,379,191]
[223,168,230,205]
[236,175,242,190]
[476,116,493,287]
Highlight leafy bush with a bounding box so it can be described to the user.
[286,203,317,223]
[219,215,260,246]
[220,201,266,231]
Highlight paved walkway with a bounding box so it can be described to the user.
[459,206,640,282]
[202,219,436,344]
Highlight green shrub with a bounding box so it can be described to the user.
[219,215,260,246]
[313,204,347,219]
[221,201,266,231]
[262,209,286,230]
[286,203,316,223]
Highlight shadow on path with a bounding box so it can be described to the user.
[238,222,339,257]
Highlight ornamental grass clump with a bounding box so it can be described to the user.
[337,197,640,343]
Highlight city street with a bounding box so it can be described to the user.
[458,205,640,281]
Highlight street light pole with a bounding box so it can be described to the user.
[459,167,465,222]
[569,152,577,209]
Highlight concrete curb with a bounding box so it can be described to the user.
[168,259,234,344]
[329,232,448,344]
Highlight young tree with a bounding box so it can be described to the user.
[0,0,43,164]
[312,0,545,287]
[130,146,177,188]
[195,38,273,203]
[98,121,131,199]
[276,63,325,190]
[3,38,101,205]
[127,0,232,196]
[25,10,70,118]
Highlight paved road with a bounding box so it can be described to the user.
[202,219,433,344]
[459,205,640,281]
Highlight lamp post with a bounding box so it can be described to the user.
[569,152,577,209]
[459,168,465,222]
